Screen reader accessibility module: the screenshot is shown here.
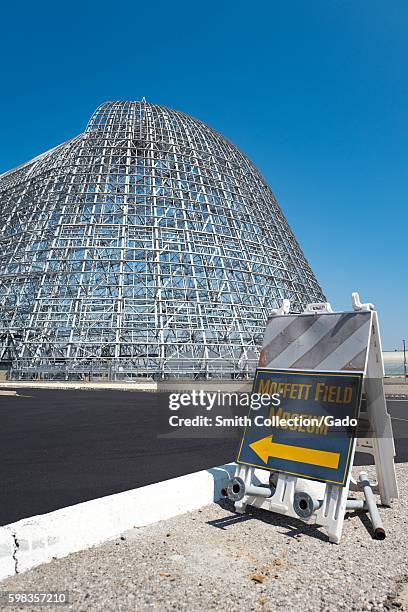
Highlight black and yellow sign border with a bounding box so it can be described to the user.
[237,368,364,486]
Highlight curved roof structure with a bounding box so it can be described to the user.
[0,100,325,379]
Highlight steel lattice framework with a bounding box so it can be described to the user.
[0,100,325,379]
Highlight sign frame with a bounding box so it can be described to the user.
[230,293,398,544]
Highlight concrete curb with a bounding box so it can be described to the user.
[0,464,235,580]
[0,381,253,392]
[1,380,406,396]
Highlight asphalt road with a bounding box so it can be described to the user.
[0,389,406,526]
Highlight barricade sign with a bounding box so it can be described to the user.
[226,293,399,543]
[237,369,363,485]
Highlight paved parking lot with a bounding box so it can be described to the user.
[0,389,407,526]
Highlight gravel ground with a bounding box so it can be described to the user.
[1,464,408,612]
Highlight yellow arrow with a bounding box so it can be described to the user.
[249,436,340,469]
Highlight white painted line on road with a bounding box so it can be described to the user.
[388,399,408,402]
[0,464,236,581]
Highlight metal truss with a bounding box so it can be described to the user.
[0,100,326,379]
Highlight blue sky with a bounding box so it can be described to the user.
[1,0,406,349]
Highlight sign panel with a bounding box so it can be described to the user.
[259,311,372,372]
[237,369,363,485]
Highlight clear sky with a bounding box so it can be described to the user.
[1,0,406,349]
